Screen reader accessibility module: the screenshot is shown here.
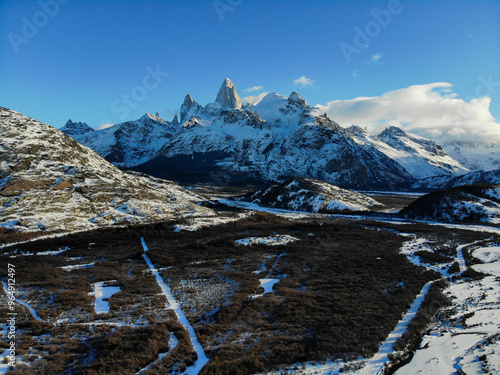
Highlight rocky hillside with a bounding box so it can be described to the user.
[400,184,500,224]
[0,107,212,233]
[235,178,384,213]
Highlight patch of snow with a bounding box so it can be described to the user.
[252,279,279,299]
[89,281,121,314]
[235,234,299,247]
[59,263,95,271]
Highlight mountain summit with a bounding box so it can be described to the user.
[215,78,242,109]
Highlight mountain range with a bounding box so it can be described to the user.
[60,78,496,191]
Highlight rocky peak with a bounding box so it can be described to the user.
[215,78,242,109]
[346,125,367,137]
[172,114,180,125]
[288,91,306,107]
[379,126,407,139]
[60,120,95,137]
[183,94,195,108]
[180,94,202,123]
[139,113,166,123]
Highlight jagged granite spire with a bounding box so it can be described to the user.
[172,114,180,125]
[215,78,242,109]
[180,94,202,123]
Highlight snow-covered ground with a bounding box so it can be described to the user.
[141,238,209,374]
[358,282,433,375]
[235,234,299,247]
[251,279,280,300]
[89,281,121,314]
[394,245,500,374]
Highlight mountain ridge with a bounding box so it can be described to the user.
[60,79,475,190]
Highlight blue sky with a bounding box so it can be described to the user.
[0,0,499,140]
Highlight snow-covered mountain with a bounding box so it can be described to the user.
[346,125,469,179]
[235,178,384,213]
[60,119,95,139]
[61,113,179,168]
[400,184,500,224]
[62,78,473,191]
[0,107,212,233]
[443,140,500,172]
[412,169,500,191]
[136,79,417,190]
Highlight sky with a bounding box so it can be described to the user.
[0,0,499,142]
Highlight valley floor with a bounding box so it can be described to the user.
[0,202,499,374]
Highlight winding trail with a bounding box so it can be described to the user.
[2,280,43,321]
[136,332,179,374]
[358,281,433,375]
[140,237,209,374]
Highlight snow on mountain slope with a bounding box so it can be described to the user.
[400,184,500,224]
[61,113,179,168]
[412,169,500,191]
[136,83,415,190]
[346,125,469,179]
[443,140,500,172]
[61,78,472,190]
[59,119,95,141]
[0,107,212,233]
[235,178,384,213]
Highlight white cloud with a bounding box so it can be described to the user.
[316,82,500,143]
[244,85,264,93]
[352,69,359,78]
[242,92,269,105]
[371,52,383,63]
[294,76,314,88]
